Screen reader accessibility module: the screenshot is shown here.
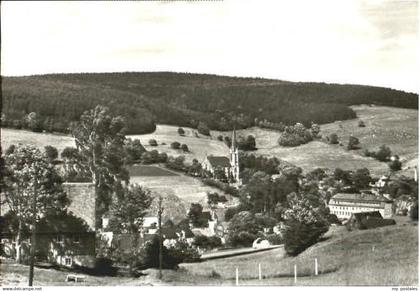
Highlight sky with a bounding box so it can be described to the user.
[1,0,418,93]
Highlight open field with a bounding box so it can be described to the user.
[213,105,418,177]
[128,165,179,177]
[1,128,75,153]
[129,124,229,164]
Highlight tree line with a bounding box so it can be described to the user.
[2,72,417,135]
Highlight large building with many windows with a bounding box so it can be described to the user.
[328,192,393,220]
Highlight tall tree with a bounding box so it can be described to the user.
[2,145,68,263]
[71,105,129,225]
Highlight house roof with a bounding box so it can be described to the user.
[207,156,231,168]
[143,217,158,228]
[331,193,391,203]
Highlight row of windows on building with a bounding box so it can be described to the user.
[331,210,351,216]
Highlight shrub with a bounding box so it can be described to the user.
[224,207,239,222]
[93,257,118,276]
[177,127,185,136]
[171,141,181,149]
[229,231,257,247]
[193,235,222,250]
[158,152,168,163]
[358,120,366,127]
[197,122,210,136]
[410,201,418,221]
[238,135,257,151]
[44,145,58,161]
[347,136,360,150]
[265,233,283,245]
[148,139,158,146]
[389,155,402,172]
[181,144,189,152]
[327,133,339,144]
[365,145,392,162]
[202,178,239,196]
[217,135,224,141]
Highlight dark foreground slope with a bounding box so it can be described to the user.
[2,72,417,134]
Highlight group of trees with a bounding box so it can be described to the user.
[364,145,402,171]
[278,123,320,147]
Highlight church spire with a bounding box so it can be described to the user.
[231,126,237,150]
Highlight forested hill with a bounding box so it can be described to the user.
[1,72,418,134]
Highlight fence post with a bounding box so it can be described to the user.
[294,264,297,284]
[258,263,262,280]
[315,258,318,276]
[236,267,239,286]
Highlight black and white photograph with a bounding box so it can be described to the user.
[0,0,418,288]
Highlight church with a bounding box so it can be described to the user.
[202,129,241,186]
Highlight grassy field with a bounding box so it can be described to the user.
[212,105,418,177]
[1,128,75,153]
[129,124,229,164]
[128,165,179,177]
[178,218,418,286]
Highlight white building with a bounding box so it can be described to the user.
[329,192,393,220]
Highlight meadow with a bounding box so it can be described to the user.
[213,105,418,177]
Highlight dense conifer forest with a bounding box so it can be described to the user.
[1,72,417,134]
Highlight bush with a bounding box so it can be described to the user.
[229,231,257,247]
[149,139,158,146]
[358,120,366,127]
[193,235,222,250]
[181,144,189,152]
[410,201,418,221]
[44,145,58,161]
[389,156,402,172]
[93,257,118,276]
[171,142,181,149]
[202,178,239,196]
[327,133,339,144]
[197,122,210,136]
[265,233,283,245]
[217,135,224,142]
[238,135,257,151]
[365,145,392,162]
[347,136,360,150]
[178,127,185,136]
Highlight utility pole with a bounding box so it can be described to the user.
[158,196,164,279]
[28,174,38,286]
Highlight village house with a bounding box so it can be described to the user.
[345,211,396,231]
[0,182,97,268]
[328,192,393,220]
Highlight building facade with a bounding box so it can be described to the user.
[329,192,393,220]
[202,128,240,185]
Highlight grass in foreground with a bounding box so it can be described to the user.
[179,219,418,286]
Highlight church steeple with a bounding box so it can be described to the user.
[230,127,240,186]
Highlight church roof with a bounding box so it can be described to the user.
[207,156,231,167]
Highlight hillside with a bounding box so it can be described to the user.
[2,72,417,134]
[212,105,418,177]
[178,220,418,285]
